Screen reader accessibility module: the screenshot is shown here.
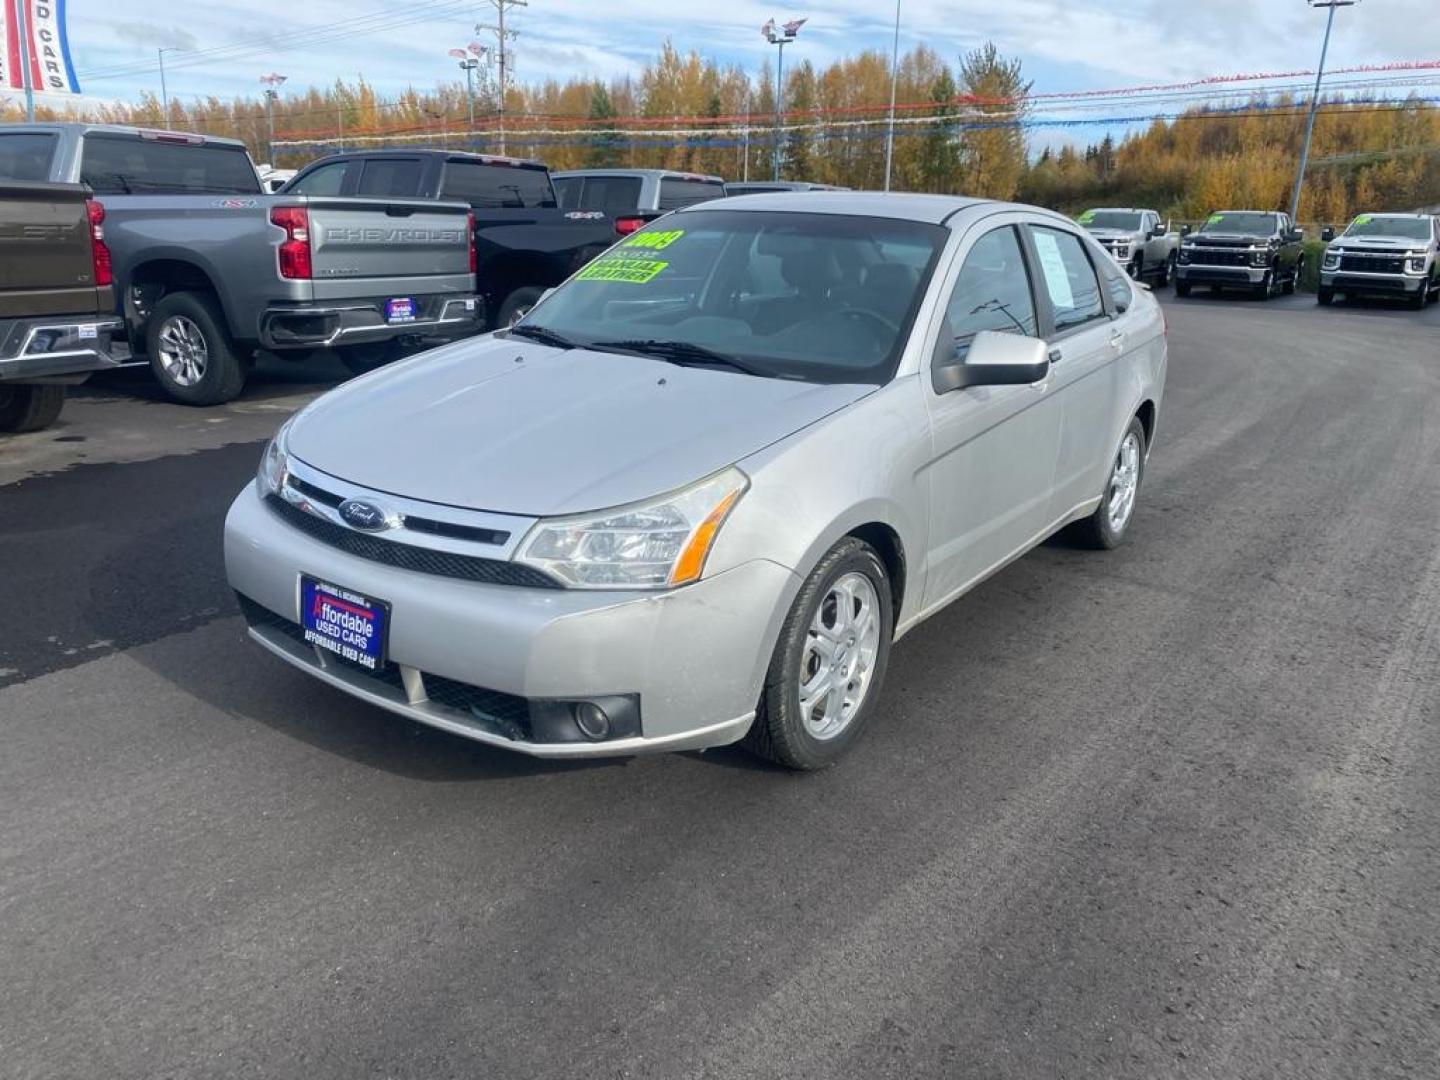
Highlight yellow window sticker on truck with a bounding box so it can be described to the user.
[620,229,685,251]
[1077,210,1096,224]
[1353,214,1373,226]
[576,256,670,284]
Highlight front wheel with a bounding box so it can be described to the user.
[1155,252,1176,288]
[1284,258,1302,295]
[495,286,545,330]
[1409,286,1429,311]
[146,291,247,405]
[1070,417,1147,550]
[0,384,66,432]
[744,537,894,771]
[1175,279,1192,298]
[1254,270,1278,300]
[1318,287,1335,306]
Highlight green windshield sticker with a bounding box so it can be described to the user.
[620,229,685,251]
[1077,210,1096,224]
[575,256,670,284]
[1353,214,1373,226]
[1207,214,1224,224]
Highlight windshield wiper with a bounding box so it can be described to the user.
[506,324,579,350]
[589,339,772,378]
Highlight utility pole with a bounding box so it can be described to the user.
[1290,0,1358,223]
[742,84,751,182]
[158,48,175,129]
[762,16,806,182]
[477,0,526,155]
[260,73,287,165]
[14,0,35,121]
[883,0,901,192]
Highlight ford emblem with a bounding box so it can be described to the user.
[338,499,396,532]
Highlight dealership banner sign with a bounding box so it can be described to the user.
[1,0,82,95]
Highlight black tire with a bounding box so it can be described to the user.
[1175,280,1192,298]
[1155,251,1176,288]
[1254,269,1277,300]
[1284,258,1301,295]
[495,286,545,329]
[337,341,405,375]
[0,384,66,433]
[1128,255,1143,281]
[1409,286,1429,311]
[1318,287,1335,306]
[743,537,894,771]
[1070,416,1147,551]
[145,291,247,406]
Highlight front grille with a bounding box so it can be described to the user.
[286,476,511,545]
[1190,249,1249,267]
[265,496,559,588]
[237,592,531,739]
[1340,254,1405,274]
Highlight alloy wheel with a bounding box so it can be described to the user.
[798,571,882,741]
[156,315,209,387]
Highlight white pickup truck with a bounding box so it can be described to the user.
[1319,213,1440,310]
[1078,208,1180,286]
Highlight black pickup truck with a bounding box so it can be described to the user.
[282,150,621,330]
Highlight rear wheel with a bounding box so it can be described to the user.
[1071,417,1147,550]
[0,384,66,433]
[495,286,545,329]
[146,291,247,405]
[744,537,894,771]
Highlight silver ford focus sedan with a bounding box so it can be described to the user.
[225,193,1167,769]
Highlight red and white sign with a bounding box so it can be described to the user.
[2,0,82,95]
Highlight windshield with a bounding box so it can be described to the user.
[1343,215,1432,240]
[518,209,947,386]
[1079,210,1142,230]
[1199,212,1277,235]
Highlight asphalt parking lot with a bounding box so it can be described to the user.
[3,291,1439,1079]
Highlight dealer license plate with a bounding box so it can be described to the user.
[385,297,417,323]
[300,577,389,671]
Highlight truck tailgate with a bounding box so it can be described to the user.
[305,198,471,284]
[0,180,103,318]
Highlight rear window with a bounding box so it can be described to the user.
[285,160,353,196]
[80,135,261,195]
[0,132,58,181]
[356,158,423,198]
[440,160,555,208]
[575,176,643,216]
[658,177,723,212]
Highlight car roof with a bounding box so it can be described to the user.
[300,148,547,170]
[0,121,249,150]
[1354,212,1432,219]
[672,191,1072,228]
[551,168,725,183]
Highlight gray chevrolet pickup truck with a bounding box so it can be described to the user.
[1078,207,1180,285]
[0,176,124,432]
[1319,213,1440,309]
[0,124,480,404]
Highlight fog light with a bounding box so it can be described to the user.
[573,702,611,741]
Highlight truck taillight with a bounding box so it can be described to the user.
[270,206,312,280]
[614,216,646,236]
[85,199,113,287]
[467,211,477,273]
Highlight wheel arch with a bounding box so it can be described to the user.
[125,256,230,341]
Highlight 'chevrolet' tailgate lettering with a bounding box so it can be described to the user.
[323,227,465,244]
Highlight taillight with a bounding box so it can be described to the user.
[86,199,112,287]
[614,216,645,236]
[270,206,312,280]
[467,211,477,273]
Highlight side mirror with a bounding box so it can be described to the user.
[1181,224,1193,237]
[1288,229,1304,243]
[933,331,1051,394]
[540,287,556,304]
[1149,225,1165,239]
[1321,226,1335,243]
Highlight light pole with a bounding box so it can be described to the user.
[883,0,901,192]
[158,48,178,129]
[260,73,287,165]
[762,16,806,182]
[449,48,482,143]
[13,0,35,120]
[477,0,526,155]
[1290,0,1358,223]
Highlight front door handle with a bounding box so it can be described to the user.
[1109,330,1125,351]
[1048,348,1063,365]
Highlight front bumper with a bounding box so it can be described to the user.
[260,295,482,350]
[1176,265,1268,286]
[0,315,124,382]
[224,483,797,757]
[1320,270,1426,295]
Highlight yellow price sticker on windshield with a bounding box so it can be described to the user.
[576,256,670,284]
[621,229,685,251]
[1353,214,1373,226]
[1077,210,1096,224]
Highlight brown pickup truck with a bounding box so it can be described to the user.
[0,179,124,432]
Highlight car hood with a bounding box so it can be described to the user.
[1088,228,1141,242]
[1188,232,1270,244]
[1335,234,1426,247]
[288,335,874,517]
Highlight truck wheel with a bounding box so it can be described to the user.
[0,385,66,433]
[743,537,894,771]
[337,341,405,375]
[1254,270,1278,300]
[1155,252,1176,288]
[1128,255,1143,280]
[1318,287,1335,306]
[495,287,544,329]
[146,291,247,406]
[1284,258,1302,295]
[1070,416,1147,550]
[1175,280,1191,298]
[1409,287,1428,311]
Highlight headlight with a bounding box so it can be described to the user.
[1113,244,1130,258]
[1323,250,1341,269]
[1178,246,1192,264]
[517,467,748,589]
[256,419,293,496]
[1407,257,1427,274]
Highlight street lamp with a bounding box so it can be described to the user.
[761,16,807,181]
[260,73,287,165]
[883,0,901,192]
[449,47,485,142]
[1290,0,1359,222]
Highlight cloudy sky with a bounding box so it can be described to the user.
[35,0,1440,113]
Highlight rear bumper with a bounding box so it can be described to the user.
[1176,265,1267,286]
[1320,271,1426,295]
[260,294,482,350]
[0,315,125,382]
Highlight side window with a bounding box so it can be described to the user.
[0,132,58,181]
[937,226,1038,361]
[1099,254,1133,313]
[1029,226,1105,334]
[552,176,582,209]
[286,161,351,196]
[356,158,423,197]
[657,178,723,211]
[582,176,644,216]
